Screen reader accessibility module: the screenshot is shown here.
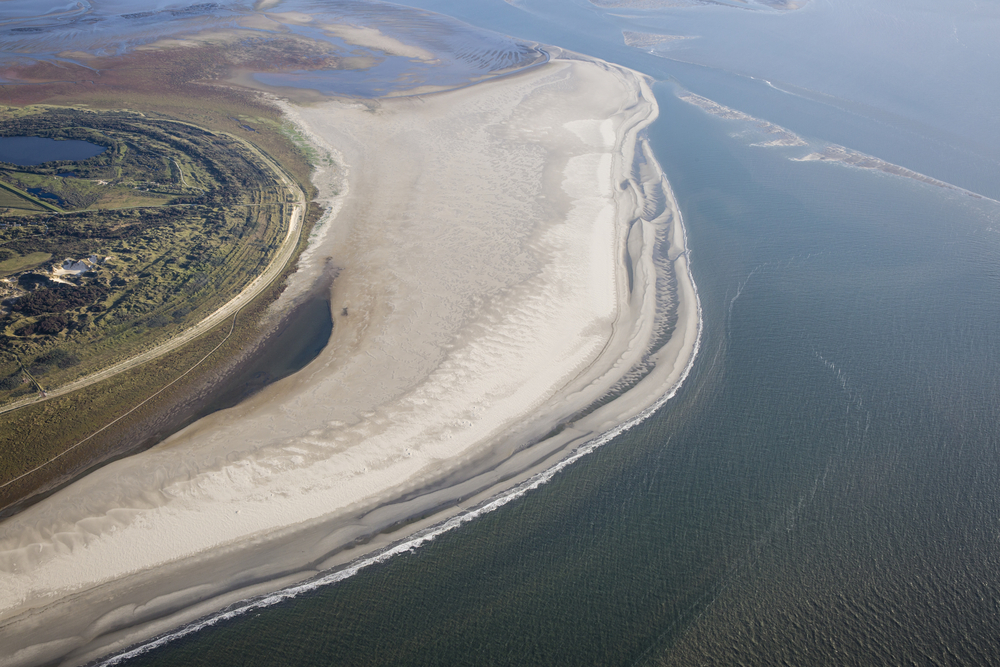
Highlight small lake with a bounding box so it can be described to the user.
[0,136,106,166]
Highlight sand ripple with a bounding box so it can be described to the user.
[0,54,700,667]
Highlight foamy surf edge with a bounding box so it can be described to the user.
[95,82,703,667]
[0,56,701,667]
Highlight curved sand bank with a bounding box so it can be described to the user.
[0,54,700,667]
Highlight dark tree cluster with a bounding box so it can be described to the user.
[9,283,108,316]
[14,314,67,336]
[0,373,24,391]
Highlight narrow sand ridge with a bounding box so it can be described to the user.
[0,55,700,667]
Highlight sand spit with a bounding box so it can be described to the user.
[0,55,700,667]
[678,92,807,147]
[622,31,697,51]
[680,90,999,203]
[793,145,1000,203]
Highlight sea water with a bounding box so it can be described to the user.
[7,0,1000,664]
[123,79,1000,664]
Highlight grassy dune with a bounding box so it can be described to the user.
[0,37,327,512]
[0,108,296,398]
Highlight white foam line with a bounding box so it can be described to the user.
[98,156,704,667]
[0,57,702,667]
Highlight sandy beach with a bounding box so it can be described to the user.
[0,53,699,667]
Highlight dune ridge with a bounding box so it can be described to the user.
[0,53,700,667]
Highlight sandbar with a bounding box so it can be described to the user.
[0,52,700,667]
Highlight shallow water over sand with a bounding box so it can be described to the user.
[0,0,543,97]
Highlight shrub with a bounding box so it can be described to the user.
[15,314,68,336]
[10,283,108,316]
[32,348,80,370]
[0,374,23,390]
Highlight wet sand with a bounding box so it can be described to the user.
[0,53,699,667]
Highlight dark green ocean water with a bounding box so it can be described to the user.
[111,2,1000,665]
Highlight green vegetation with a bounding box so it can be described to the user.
[0,199,325,510]
[0,108,293,402]
[0,188,46,213]
[0,251,52,277]
[0,37,331,512]
[0,180,63,213]
[279,121,336,168]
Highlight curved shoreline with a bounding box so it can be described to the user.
[99,135,703,667]
[0,55,700,667]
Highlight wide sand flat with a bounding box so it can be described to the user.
[0,55,699,667]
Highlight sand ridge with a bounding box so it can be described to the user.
[0,54,700,667]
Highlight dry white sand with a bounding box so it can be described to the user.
[0,54,700,667]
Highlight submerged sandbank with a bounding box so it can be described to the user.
[0,53,700,667]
